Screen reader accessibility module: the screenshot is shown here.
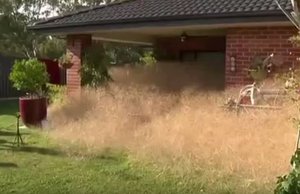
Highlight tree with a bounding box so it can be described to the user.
[49,0,117,14]
[0,0,117,58]
[0,0,146,67]
[105,43,145,65]
[0,0,50,57]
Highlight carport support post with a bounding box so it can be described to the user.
[66,34,92,96]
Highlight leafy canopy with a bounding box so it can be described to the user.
[0,0,116,58]
[9,58,49,96]
[81,44,112,87]
[275,149,300,194]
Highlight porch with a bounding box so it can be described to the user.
[65,27,229,93]
[65,25,298,94]
[29,0,297,94]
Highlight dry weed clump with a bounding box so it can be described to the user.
[48,83,297,182]
[48,62,297,182]
[110,62,225,92]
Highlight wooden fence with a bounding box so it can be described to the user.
[0,55,23,98]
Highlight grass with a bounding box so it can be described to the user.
[0,99,253,194]
[50,85,295,175]
[48,82,298,193]
[0,75,295,194]
[0,64,295,193]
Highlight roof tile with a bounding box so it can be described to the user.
[33,0,291,28]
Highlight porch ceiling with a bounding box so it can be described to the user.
[91,21,290,45]
[92,27,227,45]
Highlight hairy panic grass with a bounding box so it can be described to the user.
[49,63,297,184]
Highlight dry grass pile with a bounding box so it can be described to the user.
[49,62,297,184]
[49,83,297,183]
[110,61,225,91]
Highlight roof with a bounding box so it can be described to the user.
[31,0,292,33]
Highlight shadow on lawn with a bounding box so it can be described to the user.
[0,139,18,168]
[0,131,20,137]
[14,146,63,156]
[0,162,18,168]
[0,139,8,145]
[0,137,63,156]
[0,143,63,156]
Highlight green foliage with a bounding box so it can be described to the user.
[46,84,66,104]
[140,51,157,66]
[248,56,269,82]
[38,37,66,60]
[274,62,300,194]
[9,58,49,97]
[58,53,72,65]
[58,52,73,68]
[0,0,114,58]
[80,44,157,88]
[0,0,142,61]
[50,0,118,14]
[290,33,300,47]
[275,149,300,194]
[105,43,144,65]
[282,68,300,90]
[0,0,47,57]
[267,0,300,185]
[81,45,112,88]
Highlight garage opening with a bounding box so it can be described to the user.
[110,36,226,92]
[180,51,225,90]
[155,36,226,90]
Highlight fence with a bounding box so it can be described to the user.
[0,55,23,98]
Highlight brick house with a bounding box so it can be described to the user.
[30,0,297,94]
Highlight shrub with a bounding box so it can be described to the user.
[140,51,157,67]
[46,84,66,104]
[9,58,49,97]
[105,43,144,65]
[58,52,73,69]
[274,0,300,191]
[274,60,300,194]
[275,149,300,194]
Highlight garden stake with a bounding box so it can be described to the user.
[13,113,24,147]
[296,126,300,151]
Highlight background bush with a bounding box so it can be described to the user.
[46,84,66,104]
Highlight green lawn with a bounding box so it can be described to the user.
[0,100,272,194]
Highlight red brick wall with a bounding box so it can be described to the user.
[226,27,300,86]
[65,27,299,92]
[66,34,91,95]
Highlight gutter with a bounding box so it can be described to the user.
[92,37,153,46]
[29,10,289,30]
[28,12,292,35]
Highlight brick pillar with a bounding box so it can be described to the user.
[66,34,92,95]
